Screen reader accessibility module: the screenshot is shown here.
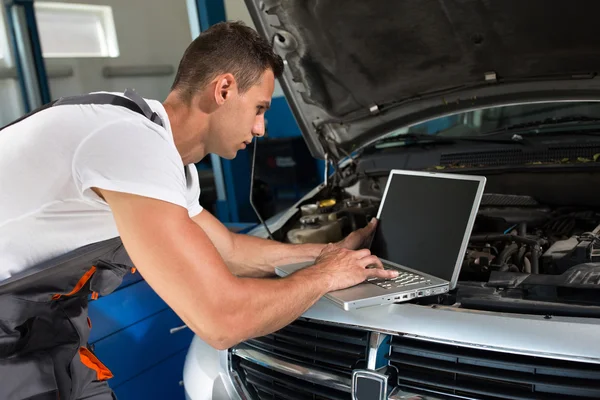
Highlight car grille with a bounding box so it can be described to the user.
[232,320,600,400]
[243,319,369,378]
[237,360,349,400]
[232,319,369,399]
[388,335,600,400]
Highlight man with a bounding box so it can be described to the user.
[0,21,396,399]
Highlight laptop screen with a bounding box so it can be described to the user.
[370,171,481,282]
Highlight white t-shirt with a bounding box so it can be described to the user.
[0,93,202,281]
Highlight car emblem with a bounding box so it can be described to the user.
[352,369,388,400]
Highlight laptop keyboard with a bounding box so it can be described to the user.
[367,265,430,289]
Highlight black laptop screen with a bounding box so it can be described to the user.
[370,172,481,281]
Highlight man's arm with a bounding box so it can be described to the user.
[100,189,396,350]
[192,211,324,277]
[193,210,379,277]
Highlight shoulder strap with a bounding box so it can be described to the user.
[0,89,163,132]
[123,88,164,127]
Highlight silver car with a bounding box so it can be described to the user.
[184,1,600,399]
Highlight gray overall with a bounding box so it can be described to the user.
[0,90,163,400]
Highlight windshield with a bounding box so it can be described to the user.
[382,101,600,141]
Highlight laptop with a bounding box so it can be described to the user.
[275,169,486,310]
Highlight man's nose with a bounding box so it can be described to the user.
[252,115,265,137]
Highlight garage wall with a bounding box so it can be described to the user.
[41,0,192,101]
[0,0,193,127]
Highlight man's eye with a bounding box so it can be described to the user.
[256,107,264,115]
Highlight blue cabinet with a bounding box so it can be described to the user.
[112,350,188,400]
[88,275,192,399]
[88,278,166,343]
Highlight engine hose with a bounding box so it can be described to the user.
[497,243,519,266]
[523,256,532,274]
[498,263,520,272]
[517,246,527,264]
[471,234,543,274]
[516,246,528,272]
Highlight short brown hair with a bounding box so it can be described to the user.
[171,21,284,101]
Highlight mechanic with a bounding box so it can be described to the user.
[0,21,397,400]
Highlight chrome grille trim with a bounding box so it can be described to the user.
[389,386,473,400]
[228,369,254,400]
[233,344,351,392]
[367,332,389,370]
[401,331,600,364]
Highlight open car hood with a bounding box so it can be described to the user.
[244,0,600,160]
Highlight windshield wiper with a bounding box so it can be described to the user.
[481,115,600,137]
[374,133,527,148]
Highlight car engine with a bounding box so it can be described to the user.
[464,194,600,277]
[285,196,379,245]
[283,187,600,279]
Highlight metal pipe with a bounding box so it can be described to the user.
[22,1,51,105]
[5,2,31,112]
[518,222,527,237]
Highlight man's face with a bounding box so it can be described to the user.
[210,69,275,159]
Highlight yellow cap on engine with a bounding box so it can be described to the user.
[318,199,336,208]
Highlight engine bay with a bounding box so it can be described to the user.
[277,173,600,316]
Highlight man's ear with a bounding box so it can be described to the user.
[214,73,236,105]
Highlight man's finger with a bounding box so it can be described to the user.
[367,267,398,280]
[352,248,372,259]
[359,255,383,269]
[358,218,378,245]
[359,218,377,234]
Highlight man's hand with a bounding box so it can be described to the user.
[337,218,378,250]
[300,244,398,292]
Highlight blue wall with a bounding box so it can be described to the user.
[265,96,302,138]
[225,96,322,223]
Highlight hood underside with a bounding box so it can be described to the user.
[245,0,600,159]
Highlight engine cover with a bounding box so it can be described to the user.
[542,235,600,274]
